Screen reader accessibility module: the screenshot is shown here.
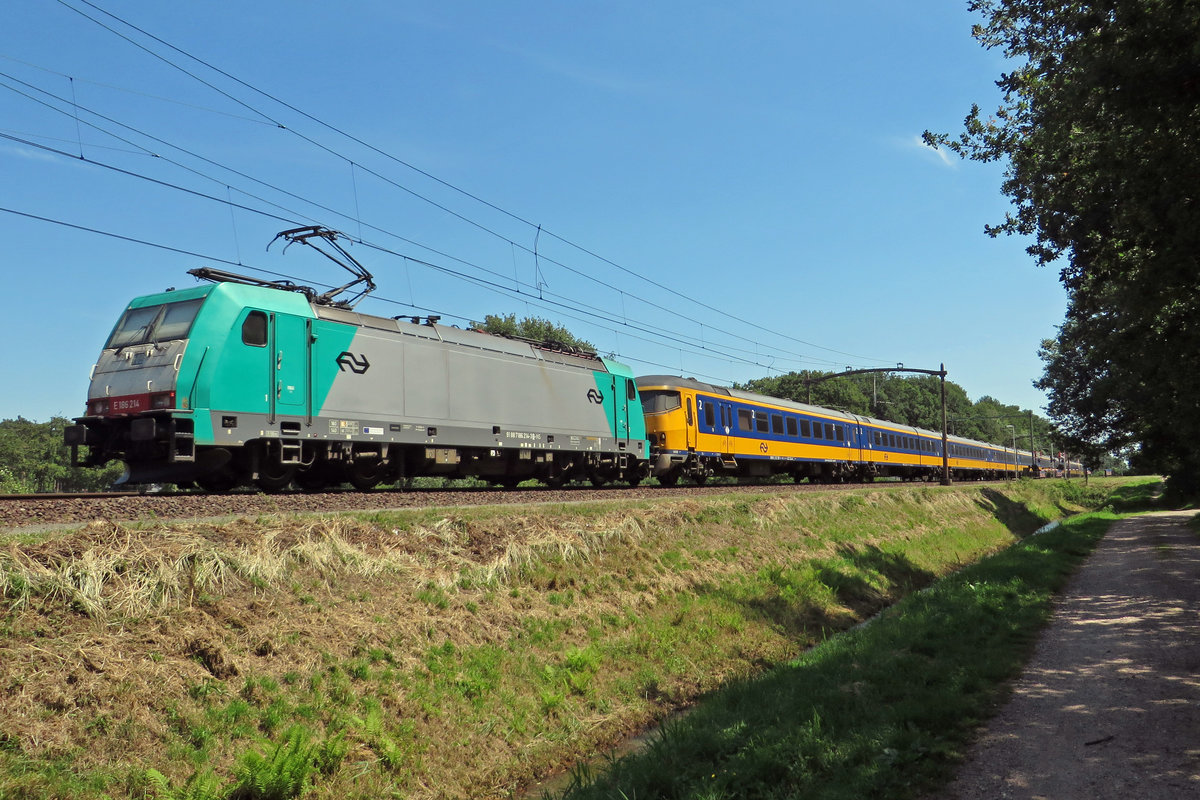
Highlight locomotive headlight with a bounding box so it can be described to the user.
[150,391,175,410]
[88,398,109,415]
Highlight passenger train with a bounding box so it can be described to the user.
[64,232,1081,490]
[637,376,1078,485]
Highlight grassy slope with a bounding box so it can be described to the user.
[0,478,1152,799]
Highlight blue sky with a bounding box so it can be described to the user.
[0,0,1066,423]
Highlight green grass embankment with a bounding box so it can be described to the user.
[0,478,1156,800]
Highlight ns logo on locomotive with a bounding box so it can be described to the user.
[65,227,1071,492]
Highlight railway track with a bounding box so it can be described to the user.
[0,480,895,532]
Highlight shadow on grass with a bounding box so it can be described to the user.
[555,514,1113,800]
[709,546,937,648]
[1104,480,1163,513]
[975,488,1051,537]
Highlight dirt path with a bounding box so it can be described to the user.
[942,510,1200,799]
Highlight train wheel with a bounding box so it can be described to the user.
[656,468,680,487]
[347,460,386,491]
[256,463,296,493]
[588,465,611,487]
[692,473,708,486]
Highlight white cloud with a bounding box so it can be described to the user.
[0,139,69,163]
[908,134,957,168]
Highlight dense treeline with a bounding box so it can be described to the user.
[737,371,1060,455]
[928,0,1197,494]
[0,417,123,493]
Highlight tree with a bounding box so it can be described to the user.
[738,370,1051,448]
[0,417,123,492]
[472,313,595,353]
[925,1,1200,495]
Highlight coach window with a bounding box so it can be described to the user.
[835,425,845,442]
[738,409,753,431]
[786,418,797,437]
[812,421,823,439]
[772,414,784,434]
[823,423,834,440]
[756,413,768,434]
[704,402,715,428]
[800,419,812,437]
[242,311,268,347]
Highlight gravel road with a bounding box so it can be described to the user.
[941,510,1200,799]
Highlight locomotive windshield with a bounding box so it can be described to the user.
[105,297,204,349]
[640,390,682,415]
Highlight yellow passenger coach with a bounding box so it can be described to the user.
[636,375,1025,485]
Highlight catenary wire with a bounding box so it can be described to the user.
[3,56,835,370]
[0,205,842,381]
[55,0,893,366]
[0,72,854,371]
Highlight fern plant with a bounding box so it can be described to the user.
[228,726,316,800]
[313,729,349,777]
[144,767,225,800]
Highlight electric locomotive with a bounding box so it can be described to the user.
[64,227,649,491]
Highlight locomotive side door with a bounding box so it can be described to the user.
[271,312,309,417]
[605,374,634,449]
[615,376,634,449]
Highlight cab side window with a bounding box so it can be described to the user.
[242,311,268,346]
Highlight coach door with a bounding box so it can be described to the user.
[719,401,734,455]
[684,396,698,451]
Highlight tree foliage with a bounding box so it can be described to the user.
[0,417,123,492]
[472,313,595,353]
[737,371,1059,453]
[925,1,1200,490]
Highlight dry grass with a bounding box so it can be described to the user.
[0,518,420,619]
[0,481,1127,800]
